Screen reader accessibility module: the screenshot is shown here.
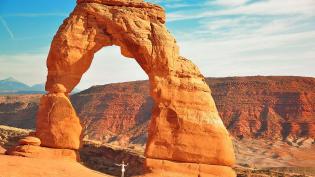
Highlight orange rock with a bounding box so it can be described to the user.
[5,145,79,161]
[48,83,67,93]
[145,117,235,166]
[18,136,41,146]
[37,0,235,175]
[141,158,236,177]
[36,93,82,150]
[69,76,315,145]
[0,146,6,154]
[0,155,111,177]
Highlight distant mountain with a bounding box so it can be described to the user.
[0,77,30,93]
[0,77,80,95]
[0,77,45,94]
[30,84,45,91]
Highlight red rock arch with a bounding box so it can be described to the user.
[36,0,236,176]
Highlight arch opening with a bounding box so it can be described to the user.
[71,45,152,146]
[77,45,148,90]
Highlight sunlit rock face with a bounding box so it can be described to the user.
[36,92,82,150]
[35,0,236,176]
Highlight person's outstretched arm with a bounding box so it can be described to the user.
[115,163,122,166]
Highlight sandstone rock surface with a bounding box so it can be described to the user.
[0,145,5,154]
[142,158,236,177]
[207,76,315,140]
[2,76,315,143]
[36,93,82,150]
[6,145,79,161]
[71,81,152,144]
[0,155,112,177]
[35,0,235,175]
[18,136,41,146]
[2,125,315,176]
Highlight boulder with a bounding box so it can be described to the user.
[5,145,79,161]
[36,93,82,150]
[18,136,41,146]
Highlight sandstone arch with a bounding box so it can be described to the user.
[35,0,236,176]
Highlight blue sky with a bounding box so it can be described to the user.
[0,0,315,89]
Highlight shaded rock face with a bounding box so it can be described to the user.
[0,94,40,129]
[36,0,235,176]
[71,81,153,145]
[80,140,145,176]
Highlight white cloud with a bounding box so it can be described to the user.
[211,0,248,7]
[178,30,315,77]
[167,0,315,21]
[0,53,47,85]
[206,18,241,30]
[216,0,315,16]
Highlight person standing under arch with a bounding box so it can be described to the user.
[115,161,128,177]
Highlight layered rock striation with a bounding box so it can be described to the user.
[70,76,315,144]
[71,81,153,145]
[208,76,315,140]
[2,76,314,144]
[0,94,40,128]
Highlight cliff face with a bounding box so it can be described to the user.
[71,81,153,145]
[207,76,315,140]
[70,76,315,143]
[1,76,314,143]
[0,95,41,129]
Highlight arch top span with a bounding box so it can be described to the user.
[46,0,174,93]
[36,0,236,176]
[77,0,165,14]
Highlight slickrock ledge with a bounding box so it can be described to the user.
[5,145,79,161]
[0,155,112,177]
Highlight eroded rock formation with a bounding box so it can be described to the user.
[36,91,82,150]
[15,0,236,176]
[3,76,314,144]
[207,76,315,140]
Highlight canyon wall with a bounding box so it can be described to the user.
[71,76,315,144]
[1,76,314,143]
[0,95,40,129]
